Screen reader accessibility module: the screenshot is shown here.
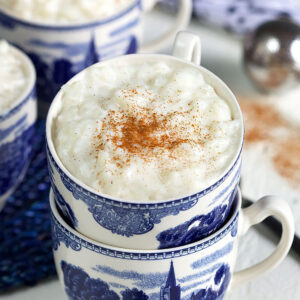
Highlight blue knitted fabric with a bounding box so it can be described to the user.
[0,120,55,292]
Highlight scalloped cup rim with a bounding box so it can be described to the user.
[0,0,139,29]
[0,42,36,119]
[50,187,241,254]
[46,53,244,204]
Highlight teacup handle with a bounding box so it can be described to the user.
[140,0,192,53]
[231,195,295,288]
[172,31,201,65]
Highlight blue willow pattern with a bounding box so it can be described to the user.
[48,145,240,240]
[156,189,237,249]
[60,260,231,300]
[51,206,239,260]
[48,150,199,237]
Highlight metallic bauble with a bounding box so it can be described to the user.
[244,18,300,93]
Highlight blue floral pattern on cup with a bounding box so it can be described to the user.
[60,260,231,300]
[51,188,238,300]
[51,182,294,300]
[0,88,36,204]
[26,34,138,102]
[51,199,239,259]
[0,122,34,196]
[61,261,120,300]
[48,161,78,228]
[48,144,241,248]
[156,188,237,249]
[53,186,78,229]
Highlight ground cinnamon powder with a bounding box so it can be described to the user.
[273,138,300,186]
[92,88,211,169]
[240,99,287,143]
[116,113,190,155]
[239,97,300,187]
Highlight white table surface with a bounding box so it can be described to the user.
[2,9,300,300]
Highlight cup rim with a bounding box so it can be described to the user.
[0,0,140,30]
[46,53,244,205]
[0,42,36,121]
[50,187,241,255]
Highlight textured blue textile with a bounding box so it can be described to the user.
[0,120,55,292]
[160,0,300,34]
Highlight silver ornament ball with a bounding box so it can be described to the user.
[244,18,300,93]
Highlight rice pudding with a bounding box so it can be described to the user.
[0,0,134,24]
[0,40,28,113]
[52,60,242,201]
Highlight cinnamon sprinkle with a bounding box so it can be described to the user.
[239,97,300,187]
[92,88,213,169]
[273,137,300,187]
[116,113,190,154]
[94,109,203,165]
[240,99,287,143]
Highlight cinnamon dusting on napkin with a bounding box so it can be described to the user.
[239,97,300,187]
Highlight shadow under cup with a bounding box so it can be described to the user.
[51,188,240,300]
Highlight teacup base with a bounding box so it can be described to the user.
[51,188,240,300]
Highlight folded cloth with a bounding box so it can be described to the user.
[159,0,300,34]
[0,120,55,292]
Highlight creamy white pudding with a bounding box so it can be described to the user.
[0,40,28,113]
[53,60,242,201]
[0,0,134,24]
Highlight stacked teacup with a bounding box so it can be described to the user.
[46,32,295,300]
[0,0,191,106]
[0,40,37,210]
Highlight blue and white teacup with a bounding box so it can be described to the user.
[0,43,37,210]
[50,188,294,300]
[0,0,191,107]
[46,32,244,249]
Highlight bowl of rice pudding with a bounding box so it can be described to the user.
[46,32,244,249]
[0,0,191,105]
[0,40,37,210]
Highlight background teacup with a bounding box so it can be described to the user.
[0,43,37,210]
[50,188,294,300]
[46,32,244,249]
[0,0,192,109]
